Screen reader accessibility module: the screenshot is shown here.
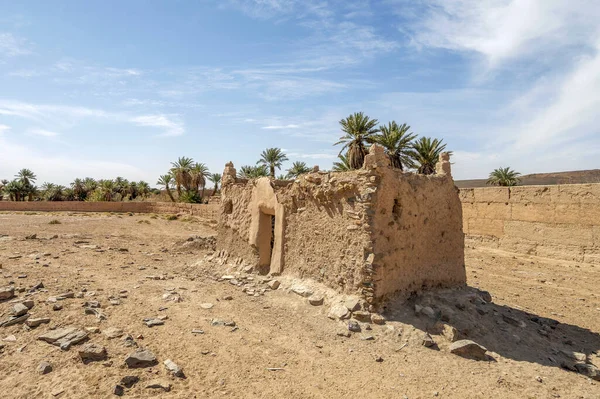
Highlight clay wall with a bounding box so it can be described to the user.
[460,184,600,264]
[371,169,466,301]
[0,201,218,219]
[281,171,376,295]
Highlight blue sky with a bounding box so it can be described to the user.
[1,0,599,185]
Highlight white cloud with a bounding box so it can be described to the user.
[0,32,32,57]
[29,128,59,137]
[261,124,300,130]
[509,39,600,151]
[0,124,10,134]
[401,0,600,68]
[0,100,187,137]
[130,114,185,137]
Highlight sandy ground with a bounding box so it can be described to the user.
[0,212,599,399]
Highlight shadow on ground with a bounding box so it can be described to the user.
[382,286,600,379]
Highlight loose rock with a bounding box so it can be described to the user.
[164,359,185,378]
[78,343,108,363]
[144,318,164,327]
[0,286,16,300]
[103,327,124,339]
[125,349,157,368]
[352,311,371,323]
[422,333,436,348]
[291,284,313,297]
[267,280,280,290]
[328,304,350,320]
[449,340,488,360]
[38,327,89,350]
[348,320,361,333]
[145,380,171,392]
[25,318,50,328]
[11,303,29,317]
[345,298,361,312]
[113,385,124,396]
[37,361,53,375]
[308,295,324,306]
[120,375,139,388]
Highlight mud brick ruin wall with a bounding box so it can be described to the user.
[217,146,466,303]
[0,201,219,219]
[460,184,600,265]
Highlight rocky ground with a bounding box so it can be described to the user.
[0,212,599,398]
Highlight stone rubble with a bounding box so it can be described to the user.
[78,343,108,363]
[125,349,157,368]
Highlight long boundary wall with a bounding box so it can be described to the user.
[0,201,218,219]
[460,184,600,264]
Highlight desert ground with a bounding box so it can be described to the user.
[0,212,599,398]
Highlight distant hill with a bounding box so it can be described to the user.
[455,169,600,188]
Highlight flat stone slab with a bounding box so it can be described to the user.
[103,327,124,339]
[144,318,164,327]
[38,327,88,350]
[1,314,30,327]
[291,284,313,297]
[449,340,488,361]
[25,318,51,328]
[125,349,158,368]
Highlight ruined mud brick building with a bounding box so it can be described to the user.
[217,145,466,304]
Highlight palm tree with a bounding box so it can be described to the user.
[238,165,269,179]
[99,179,115,201]
[16,169,36,186]
[71,178,86,201]
[372,121,417,170]
[157,174,175,202]
[5,179,24,201]
[127,181,138,200]
[191,163,210,198]
[332,154,351,172]
[487,167,521,187]
[41,182,64,201]
[409,137,450,175]
[0,179,7,201]
[63,188,75,201]
[209,173,222,194]
[286,161,310,179]
[170,157,194,196]
[137,181,150,198]
[257,148,288,178]
[83,177,97,199]
[15,169,37,201]
[114,177,129,199]
[334,112,379,169]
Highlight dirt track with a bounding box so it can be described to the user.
[0,212,598,398]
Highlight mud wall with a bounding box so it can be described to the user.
[281,171,374,295]
[216,180,260,266]
[372,170,466,300]
[0,201,218,219]
[460,184,600,264]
